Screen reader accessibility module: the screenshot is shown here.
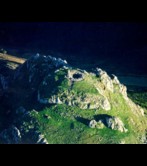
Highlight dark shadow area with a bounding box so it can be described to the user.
[0,60,14,76]
[127,85,147,93]
[75,116,90,126]
[73,73,83,79]
[0,22,147,76]
[94,114,112,126]
[70,123,74,130]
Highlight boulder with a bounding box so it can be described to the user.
[96,120,105,129]
[119,84,128,99]
[106,116,128,132]
[100,98,111,111]
[89,120,105,129]
[140,134,147,144]
[119,140,126,144]
[36,132,48,144]
[13,54,69,89]
[96,68,114,92]
[89,120,97,128]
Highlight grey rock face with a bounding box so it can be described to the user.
[89,120,97,128]
[96,68,114,92]
[89,120,105,129]
[13,54,69,89]
[106,117,128,133]
[112,74,120,85]
[67,70,84,82]
[39,92,111,111]
[140,134,147,144]
[35,132,48,144]
[119,84,128,99]
[89,116,127,133]
[100,98,111,111]
[0,126,21,144]
[111,74,128,99]
[119,140,126,144]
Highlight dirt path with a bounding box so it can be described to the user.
[0,53,26,64]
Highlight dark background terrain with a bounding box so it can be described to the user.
[0,22,147,76]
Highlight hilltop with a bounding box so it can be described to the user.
[0,54,146,144]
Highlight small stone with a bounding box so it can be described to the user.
[44,114,51,119]
[89,120,97,128]
[112,74,120,85]
[119,140,125,144]
[36,133,48,144]
[96,120,105,129]
[96,68,114,92]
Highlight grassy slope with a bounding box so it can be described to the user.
[0,66,146,144]
[20,70,147,144]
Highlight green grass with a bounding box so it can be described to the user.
[72,74,100,95]
[1,87,146,144]
[1,67,147,144]
[72,80,98,95]
[24,92,146,144]
[26,74,147,144]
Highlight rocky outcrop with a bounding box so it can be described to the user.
[140,134,147,144]
[106,116,128,133]
[111,74,128,99]
[11,54,143,116]
[89,120,105,129]
[112,74,120,85]
[67,70,84,82]
[89,116,127,132]
[119,84,128,99]
[96,68,114,92]
[38,90,111,110]
[36,132,48,144]
[89,120,97,128]
[13,54,69,89]
[0,126,21,144]
[95,69,128,101]
[100,98,111,111]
